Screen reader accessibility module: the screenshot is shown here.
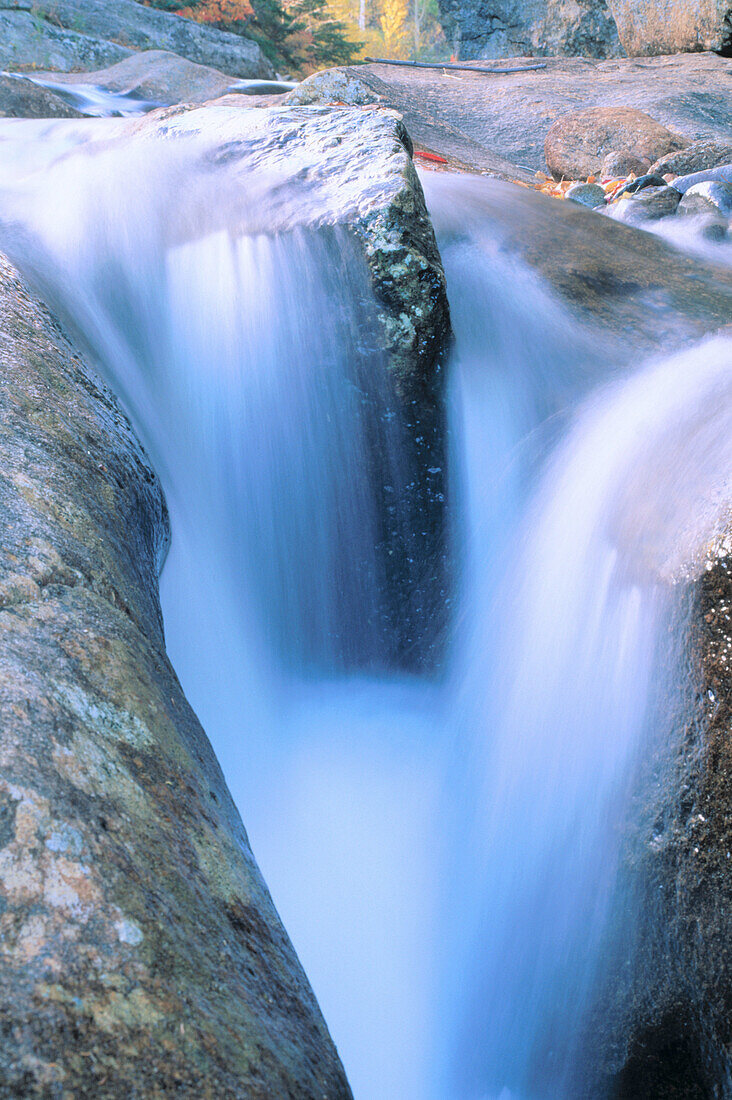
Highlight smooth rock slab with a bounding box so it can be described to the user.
[545,106,687,180]
[0,254,352,1097]
[330,53,732,178]
[33,50,238,107]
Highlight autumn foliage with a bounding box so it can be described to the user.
[178,0,254,21]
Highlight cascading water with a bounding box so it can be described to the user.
[1,104,730,1100]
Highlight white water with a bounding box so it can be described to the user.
[1,119,731,1099]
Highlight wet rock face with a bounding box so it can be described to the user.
[607,0,732,56]
[152,102,452,668]
[32,50,239,108]
[0,256,351,1098]
[437,0,623,60]
[586,554,732,1099]
[0,0,273,79]
[0,74,83,119]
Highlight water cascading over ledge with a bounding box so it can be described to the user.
[0,104,452,1096]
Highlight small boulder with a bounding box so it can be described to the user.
[671,163,732,195]
[284,68,382,107]
[566,181,606,208]
[610,185,680,224]
[651,141,732,178]
[601,150,651,179]
[678,181,732,219]
[545,106,687,181]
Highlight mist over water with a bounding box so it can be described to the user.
[1,115,731,1099]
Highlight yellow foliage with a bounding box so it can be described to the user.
[379,0,408,56]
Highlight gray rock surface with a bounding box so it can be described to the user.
[326,53,732,178]
[0,10,132,73]
[0,72,83,117]
[0,253,352,1097]
[651,140,732,177]
[607,0,732,55]
[2,0,273,79]
[437,0,623,61]
[34,50,238,107]
[545,106,686,179]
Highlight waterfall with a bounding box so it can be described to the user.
[1,111,730,1099]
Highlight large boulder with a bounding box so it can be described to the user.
[545,105,687,179]
[437,0,623,60]
[607,0,732,55]
[0,253,352,1096]
[0,73,83,118]
[0,11,132,73]
[2,0,273,79]
[130,103,452,665]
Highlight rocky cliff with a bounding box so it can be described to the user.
[0,0,273,79]
[437,0,623,60]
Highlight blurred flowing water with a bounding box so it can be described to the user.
[0,115,730,1099]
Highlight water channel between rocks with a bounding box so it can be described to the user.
[1,90,730,1099]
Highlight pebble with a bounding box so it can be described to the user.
[614,173,668,199]
[565,181,606,208]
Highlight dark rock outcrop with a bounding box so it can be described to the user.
[607,0,732,56]
[0,254,352,1096]
[544,106,686,179]
[0,0,273,79]
[437,0,623,61]
[0,73,83,118]
[581,541,732,1100]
